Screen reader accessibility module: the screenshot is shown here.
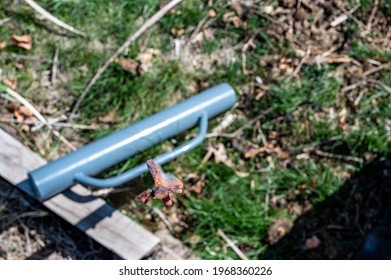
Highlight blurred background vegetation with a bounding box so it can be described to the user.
[0,0,390,259]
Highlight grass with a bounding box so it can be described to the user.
[1,0,390,259]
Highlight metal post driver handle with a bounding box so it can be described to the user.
[74,112,207,188]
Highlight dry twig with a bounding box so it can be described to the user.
[366,0,379,32]
[367,79,391,95]
[69,0,183,121]
[363,63,391,77]
[0,118,97,130]
[24,0,85,36]
[315,149,363,164]
[216,229,248,260]
[339,5,365,28]
[152,208,174,232]
[288,46,311,80]
[206,107,274,138]
[51,48,59,86]
[185,15,208,46]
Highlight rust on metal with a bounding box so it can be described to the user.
[137,160,184,206]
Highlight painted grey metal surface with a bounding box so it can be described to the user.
[28,83,236,201]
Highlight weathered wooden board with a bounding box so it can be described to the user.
[0,128,160,259]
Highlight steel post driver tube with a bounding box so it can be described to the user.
[28,83,236,201]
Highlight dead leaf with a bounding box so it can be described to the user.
[20,123,30,133]
[15,62,24,70]
[305,235,321,250]
[137,48,160,74]
[208,9,217,18]
[170,28,185,37]
[189,173,206,194]
[78,65,89,72]
[2,77,17,90]
[11,35,33,50]
[230,0,244,17]
[14,109,25,122]
[264,5,274,14]
[115,58,139,75]
[212,143,228,163]
[98,110,120,123]
[267,219,293,245]
[223,12,242,28]
[244,147,266,159]
[18,105,34,117]
[189,234,201,245]
[0,41,6,49]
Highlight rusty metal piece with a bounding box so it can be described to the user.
[137,160,183,206]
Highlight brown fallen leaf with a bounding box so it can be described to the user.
[170,28,185,37]
[18,105,34,118]
[305,235,321,250]
[116,49,160,75]
[137,48,160,74]
[223,12,243,28]
[11,34,33,50]
[98,110,120,124]
[114,57,139,75]
[20,123,30,133]
[188,173,206,194]
[189,234,201,245]
[230,0,244,17]
[208,9,217,18]
[2,77,17,90]
[267,218,293,245]
[14,109,25,122]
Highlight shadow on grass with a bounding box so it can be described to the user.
[263,155,391,259]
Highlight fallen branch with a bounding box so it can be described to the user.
[69,0,183,121]
[217,229,248,260]
[24,0,85,36]
[0,118,98,130]
[315,149,363,164]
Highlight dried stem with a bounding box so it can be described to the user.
[51,48,59,86]
[217,229,248,260]
[24,0,85,36]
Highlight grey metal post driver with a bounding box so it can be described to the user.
[20,83,236,201]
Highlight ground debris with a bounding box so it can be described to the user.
[305,235,321,250]
[11,35,33,50]
[267,218,293,245]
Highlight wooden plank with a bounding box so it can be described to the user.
[0,129,160,259]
